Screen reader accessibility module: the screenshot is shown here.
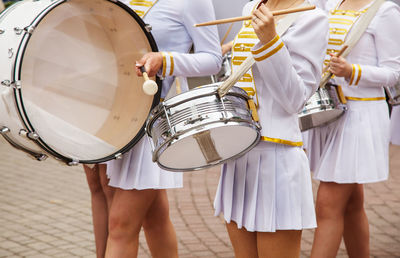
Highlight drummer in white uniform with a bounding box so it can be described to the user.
[104,0,222,257]
[213,0,328,257]
[306,0,400,257]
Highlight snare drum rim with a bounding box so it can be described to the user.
[12,0,162,164]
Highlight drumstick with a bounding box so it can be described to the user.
[220,23,234,46]
[139,66,158,95]
[322,45,349,74]
[175,77,182,95]
[194,5,315,27]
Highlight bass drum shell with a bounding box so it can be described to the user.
[0,0,160,164]
[147,84,261,172]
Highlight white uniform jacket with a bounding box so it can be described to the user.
[324,0,400,100]
[244,1,329,146]
[121,0,223,98]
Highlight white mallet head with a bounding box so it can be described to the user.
[143,80,158,96]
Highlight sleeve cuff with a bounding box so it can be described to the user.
[161,52,175,77]
[251,35,284,62]
[349,64,362,86]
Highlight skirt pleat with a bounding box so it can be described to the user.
[106,137,183,190]
[307,100,390,183]
[214,142,316,232]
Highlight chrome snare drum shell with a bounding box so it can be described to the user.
[146,84,261,172]
[298,83,347,132]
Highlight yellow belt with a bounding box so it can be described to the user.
[345,96,386,101]
[261,136,303,147]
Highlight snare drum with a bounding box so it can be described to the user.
[299,83,347,131]
[385,81,400,106]
[211,52,232,83]
[146,84,261,171]
[0,0,160,165]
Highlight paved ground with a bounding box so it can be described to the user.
[0,136,399,258]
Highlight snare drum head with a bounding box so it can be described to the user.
[158,124,259,171]
[17,0,160,162]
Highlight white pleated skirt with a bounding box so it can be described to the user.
[391,106,400,146]
[106,137,183,190]
[214,141,317,232]
[307,100,390,184]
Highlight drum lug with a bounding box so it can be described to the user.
[145,24,152,32]
[114,153,122,160]
[14,26,35,35]
[68,159,79,166]
[0,126,48,161]
[2,80,22,89]
[19,129,40,141]
[0,29,4,34]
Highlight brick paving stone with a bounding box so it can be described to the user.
[1,135,400,257]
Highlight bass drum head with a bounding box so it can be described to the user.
[157,122,260,171]
[19,0,159,163]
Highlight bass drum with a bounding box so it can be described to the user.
[0,0,161,165]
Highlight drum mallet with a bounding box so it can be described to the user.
[139,66,158,96]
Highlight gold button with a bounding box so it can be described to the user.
[332,28,337,33]
[355,11,360,16]
[245,21,251,27]
[240,44,245,51]
[330,10,335,14]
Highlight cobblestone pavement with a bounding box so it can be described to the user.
[0,137,399,257]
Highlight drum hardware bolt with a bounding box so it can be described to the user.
[8,48,13,58]
[1,80,11,87]
[19,129,28,137]
[145,24,152,32]
[115,153,122,160]
[36,154,48,161]
[0,29,4,34]
[25,26,35,34]
[68,160,79,166]
[27,132,40,140]
[14,81,22,89]
[1,127,10,133]
[14,27,23,35]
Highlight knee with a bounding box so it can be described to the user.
[142,201,170,231]
[315,199,341,221]
[108,210,142,240]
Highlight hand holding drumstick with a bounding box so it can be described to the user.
[135,52,162,95]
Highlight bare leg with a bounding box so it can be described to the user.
[105,188,158,258]
[225,222,258,258]
[98,164,114,210]
[84,164,110,258]
[257,230,302,258]
[142,190,178,258]
[310,182,356,258]
[343,184,369,258]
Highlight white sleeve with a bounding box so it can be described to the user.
[160,0,222,78]
[251,11,329,114]
[347,5,400,88]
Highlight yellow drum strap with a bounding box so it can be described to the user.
[260,136,303,147]
[345,96,385,101]
[128,0,158,18]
